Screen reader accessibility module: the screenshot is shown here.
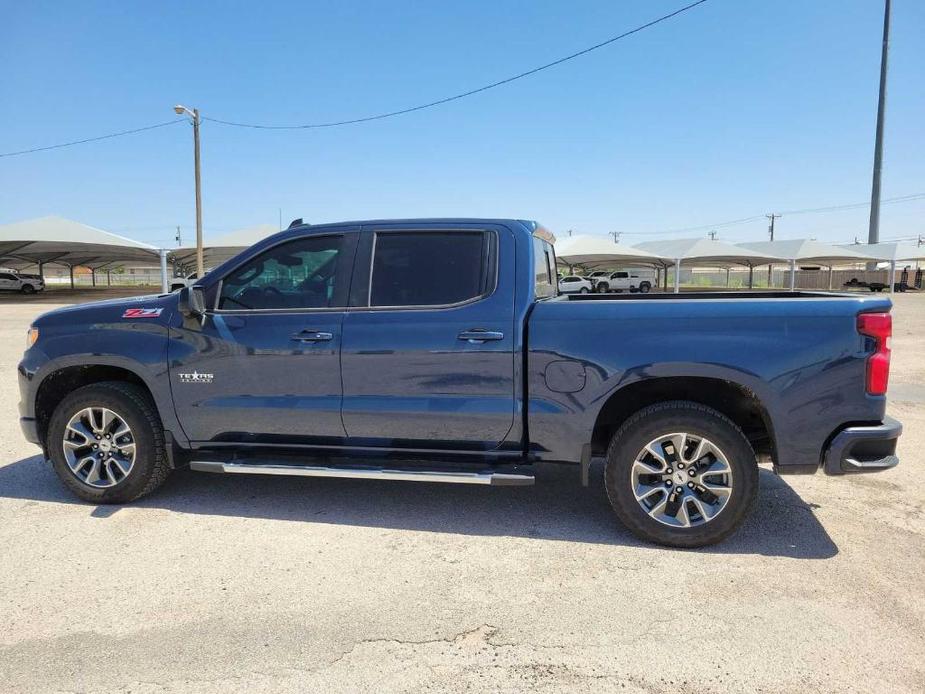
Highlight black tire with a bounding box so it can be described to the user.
[597,283,609,293]
[639,282,651,293]
[604,401,758,548]
[20,284,36,294]
[580,287,589,294]
[46,381,171,503]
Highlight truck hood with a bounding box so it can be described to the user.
[32,292,177,327]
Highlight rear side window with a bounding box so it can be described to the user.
[370,231,492,307]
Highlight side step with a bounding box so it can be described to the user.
[189,461,535,486]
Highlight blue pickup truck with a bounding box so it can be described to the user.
[17,219,901,546]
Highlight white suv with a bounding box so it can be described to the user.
[592,270,654,294]
[0,271,45,294]
[557,275,593,294]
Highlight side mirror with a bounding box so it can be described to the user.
[179,285,206,317]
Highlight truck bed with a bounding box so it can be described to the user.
[561,290,864,301]
[528,290,892,471]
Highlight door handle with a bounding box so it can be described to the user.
[457,329,504,343]
[291,330,334,342]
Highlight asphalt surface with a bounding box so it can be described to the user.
[1,289,923,692]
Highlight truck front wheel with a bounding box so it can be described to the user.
[46,382,171,504]
[604,401,758,547]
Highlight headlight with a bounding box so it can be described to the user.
[26,327,39,349]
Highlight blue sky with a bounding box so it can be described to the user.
[1,0,923,247]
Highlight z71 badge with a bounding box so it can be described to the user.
[122,308,163,319]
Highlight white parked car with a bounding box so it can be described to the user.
[0,270,45,294]
[558,275,593,294]
[592,270,654,294]
[585,270,611,290]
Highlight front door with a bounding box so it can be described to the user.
[169,231,356,446]
[340,224,517,450]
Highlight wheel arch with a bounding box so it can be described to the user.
[32,359,186,455]
[590,376,777,464]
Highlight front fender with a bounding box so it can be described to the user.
[18,321,188,449]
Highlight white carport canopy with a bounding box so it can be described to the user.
[738,239,875,290]
[633,238,783,292]
[554,234,669,268]
[840,242,925,293]
[0,216,164,288]
[170,224,278,269]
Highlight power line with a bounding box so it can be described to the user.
[203,0,710,130]
[0,119,186,158]
[624,192,925,237]
[780,192,925,216]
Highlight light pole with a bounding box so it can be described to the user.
[867,0,891,248]
[174,104,203,276]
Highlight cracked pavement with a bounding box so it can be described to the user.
[1,290,923,692]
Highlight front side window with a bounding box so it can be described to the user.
[615,272,629,279]
[370,231,491,307]
[218,235,343,310]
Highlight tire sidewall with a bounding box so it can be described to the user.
[47,385,161,503]
[605,403,758,547]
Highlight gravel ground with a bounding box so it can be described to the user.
[1,289,923,693]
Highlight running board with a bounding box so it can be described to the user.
[189,461,535,486]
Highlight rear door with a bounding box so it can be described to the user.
[169,230,357,445]
[340,223,516,450]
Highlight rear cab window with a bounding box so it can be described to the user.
[533,236,556,299]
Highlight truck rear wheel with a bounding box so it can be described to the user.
[46,382,171,504]
[604,401,758,547]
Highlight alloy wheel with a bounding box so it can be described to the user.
[630,432,733,528]
[62,407,137,488]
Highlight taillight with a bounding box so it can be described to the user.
[857,312,891,395]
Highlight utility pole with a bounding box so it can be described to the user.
[867,0,891,247]
[765,213,781,287]
[175,226,182,247]
[174,105,204,276]
[708,230,717,241]
[766,213,780,241]
[609,231,621,244]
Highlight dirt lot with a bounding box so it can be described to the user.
[1,289,923,693]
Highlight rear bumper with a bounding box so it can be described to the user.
[822,416,902,475]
